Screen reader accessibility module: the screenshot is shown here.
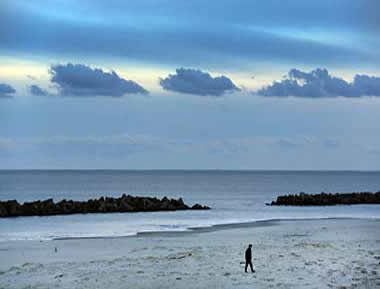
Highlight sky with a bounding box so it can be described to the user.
[1,0,380,170]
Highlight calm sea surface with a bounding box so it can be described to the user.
[0,170,379,241]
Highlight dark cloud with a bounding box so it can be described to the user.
[49,63,148,97]
[29,84,49,96]
[0,83,16,98]
[256,68,380,98]
[160,68,240,96]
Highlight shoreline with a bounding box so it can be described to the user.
[2,215,380,243]
[50,216,379,241]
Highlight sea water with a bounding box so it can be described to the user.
[0,170,379,241]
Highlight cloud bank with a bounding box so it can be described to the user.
[0,83,16,98]
[49,63,148,97]
[160,68,240,96]
[29,84,49,96]
[256,68,380,97]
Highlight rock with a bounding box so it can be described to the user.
[172,198,189,210]
[120,199,135,212]
[143,198,155,211]
[4,200,22,216]
[0,195,210,217]
[159,197,173,210]
[191,203,211,210]
[0,203,7,217]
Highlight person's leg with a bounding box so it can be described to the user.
[245,262,248,272]
[249,261,254,272]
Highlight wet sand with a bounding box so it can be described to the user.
[1,218,380,289]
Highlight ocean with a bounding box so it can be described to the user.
[0,170,379,241]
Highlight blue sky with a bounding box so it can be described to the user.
[1,0,380,169]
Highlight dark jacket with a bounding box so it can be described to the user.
[245,247,252,261]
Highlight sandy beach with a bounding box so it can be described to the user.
[1,218,379,289]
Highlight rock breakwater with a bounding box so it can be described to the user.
[0,195,210,217]
[270,191,380,206]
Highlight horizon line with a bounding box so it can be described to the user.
[0,169,379,173]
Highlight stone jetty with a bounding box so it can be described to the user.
[0,195,210,218]
[270,191,380,206]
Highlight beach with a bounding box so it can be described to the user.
[1,218,380,289]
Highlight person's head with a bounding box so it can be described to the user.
[248,244,252,248]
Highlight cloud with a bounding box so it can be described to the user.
[256,68,380,97]
[159,68,240,96]
[3,1,377,70]
[49,63,148,97]
[353,74,380,97]
[26,75,37,81]
[29,84,49,96]
[0,83,16,98]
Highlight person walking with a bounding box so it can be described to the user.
[245,244,255,273]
